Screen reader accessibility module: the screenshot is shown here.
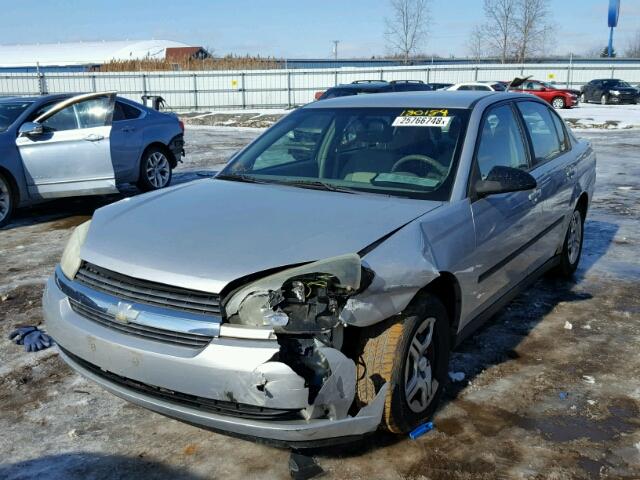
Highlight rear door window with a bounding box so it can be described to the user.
[113,101,142,121]
[516,101,563,164]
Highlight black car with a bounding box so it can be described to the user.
[315,80,433,100]
[580,79,639,105]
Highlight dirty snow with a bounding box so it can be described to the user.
[558,103,640,130]
[1,123,640,479]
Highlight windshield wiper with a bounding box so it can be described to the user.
[284,179,357,194]
[215,173,268,184]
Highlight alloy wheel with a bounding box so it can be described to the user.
[145,152,170,188]
[601,94,608,105]
[404,317,439,413]
[567,210,583,265]
[552,97,565,109]
[0,176,11,224]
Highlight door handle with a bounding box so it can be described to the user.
[121,127,135,133]
[84,134,104,142]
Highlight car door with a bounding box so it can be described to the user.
[16,92,117,198]
[110,100,145,183]
[515,100,576,266]
[467,102,542,317]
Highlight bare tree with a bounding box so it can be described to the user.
[626,30,640,58]
[385,0,431,64]
[481,0,517,63]
[466,25,485,61]
[512,0,554,62]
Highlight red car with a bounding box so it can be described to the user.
[512,80,580,109]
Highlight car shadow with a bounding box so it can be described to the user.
[0,452,207,480]
[311,218,618,459]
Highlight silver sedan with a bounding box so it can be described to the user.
[44,90,596,446]
[0,92,184,227]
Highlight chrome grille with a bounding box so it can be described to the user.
[75,262,221,316]
[69,298,213,348]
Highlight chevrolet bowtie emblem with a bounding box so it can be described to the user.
[108,302,140,324]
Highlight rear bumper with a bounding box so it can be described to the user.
[43,272,386,445]
[168,134,185,162]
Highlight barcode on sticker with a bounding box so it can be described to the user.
[392,116,452,127]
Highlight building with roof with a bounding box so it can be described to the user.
[0,40,204,71]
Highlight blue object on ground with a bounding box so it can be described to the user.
[9,326,53,352]
[559,392,569,400]
[409,421,434,440]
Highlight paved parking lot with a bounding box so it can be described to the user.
[0,127,639,479]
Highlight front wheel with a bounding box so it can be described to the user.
[0,172,15,228]
[551,97,566,109]
[356,294,450,433]
[554,208,585,278]
[137,147,173,192]
[580,93,586,104]
[601,94,608,105]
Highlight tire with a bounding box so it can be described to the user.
[0,172,15,228]
[356,294,450,434]
[601,94,608,105]
[137,146,173,192]
[580,93,586,104]
[553,207,585,278]
[551,97,566,109]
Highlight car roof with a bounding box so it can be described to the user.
[306,90,511,109]
[328,82,390,91]
[0,93,72,104]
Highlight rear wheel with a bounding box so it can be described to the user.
[601,94,608,105]
[0,172,14,228]
[356,294,450,433]
[551,97,566,109]
[137,147,172,192]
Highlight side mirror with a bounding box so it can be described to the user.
[475,166,537,197]
[19,122,44,137]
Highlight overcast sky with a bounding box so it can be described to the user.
[1,0,639,58]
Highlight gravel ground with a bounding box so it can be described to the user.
[0,126,639,479]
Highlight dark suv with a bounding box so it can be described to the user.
[580,79,639,105]
[315,80,433,100]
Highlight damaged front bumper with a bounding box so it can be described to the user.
[43,272,387,445]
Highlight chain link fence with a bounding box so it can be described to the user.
[1,62,639,112]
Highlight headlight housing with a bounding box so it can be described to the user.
[610,90,620,95]
[224,254,363,333]
[60,220,92,279]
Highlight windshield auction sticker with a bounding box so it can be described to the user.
[393,109,452,127]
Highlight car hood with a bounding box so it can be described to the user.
[81,179,441,293]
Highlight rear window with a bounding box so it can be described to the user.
[0,102,32,132]
[113,101,142,121]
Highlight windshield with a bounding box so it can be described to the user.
[0,102,32,132]
[220,107,469,200]
[605,80,631,88]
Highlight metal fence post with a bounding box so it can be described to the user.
[37,71,47,95]
[611,65,615,79]
[91,74,97,92]
[192,73,198,111]
[334,70,338,86]
[287,71,292,108]
[426,68,430,84]
[141,74,147,100]
[474,66,479,81]
[241,73,246,109]
[380,69,384,81]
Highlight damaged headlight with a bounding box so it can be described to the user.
[59,220,92,279]
[224,254,363,333]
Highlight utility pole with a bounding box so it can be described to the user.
[332,40,340,60]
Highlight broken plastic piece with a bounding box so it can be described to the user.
[559,391,569,400]
[409,421,434,440]
[448,371,465,382]
[288,451,324,480]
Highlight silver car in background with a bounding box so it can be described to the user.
[0,92,184,227]
[44,91,595,447]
